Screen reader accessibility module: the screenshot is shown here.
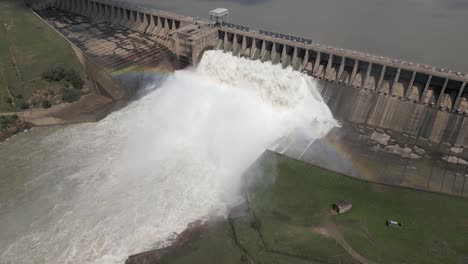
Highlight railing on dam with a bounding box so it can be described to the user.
[221,22,249,31]
[259,30,312,44]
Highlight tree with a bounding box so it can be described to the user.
[42,67,85,90]
[41,100,52,109]
[61,87,81,103]
[42,66,66,81]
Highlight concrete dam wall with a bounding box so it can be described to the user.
[30,0,468,147]
[216,28,468,146]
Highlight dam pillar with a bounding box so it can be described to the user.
[453,82,466,112]
[78,0,84,15]
[336,56,345,83]
[390,68,401,97]
[223,31,229,52]
[231,34,240,56]
[241,36,248,57]
[292,47,299,70]
[88,1,95,17]
[324,54,333,80]
[90,2,98,18]
[299,49,309,72]
[70,0,76,12]
[130,12,142,30]
[376,65,386,92]
[405,71,417,100]
[362,62,372,89]
[436,78,449,108]
[125,11,136,29]
[271,43,279,64]
[105,5,112,21]
[251,38,260,60]
[350,60,359,86]
[146,15,156,34]
[109,6,116,22]
[96,3,104,20]
[420,75,433,104]
[281,45,289,68]
[312,52,321,75]
[153,16,163,35]
[81,0,87,15]
[140,12,149,31]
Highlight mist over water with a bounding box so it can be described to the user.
[0,51,336,264]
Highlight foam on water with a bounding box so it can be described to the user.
[0,50,337,263]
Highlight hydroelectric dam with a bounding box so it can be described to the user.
[28,0,468,198]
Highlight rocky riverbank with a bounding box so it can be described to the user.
[125,221,209,264]
[0,93,123,142]
[0,117,32,142]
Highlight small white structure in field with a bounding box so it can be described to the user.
[386,220,402,228]
[332,200,352,214]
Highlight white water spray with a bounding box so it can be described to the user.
[0,50,337,263]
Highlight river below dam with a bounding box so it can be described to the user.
[0,51,337,263]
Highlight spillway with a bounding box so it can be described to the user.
[0,51,337,264]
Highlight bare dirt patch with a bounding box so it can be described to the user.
[311,226,331,239]
[311,215,377,264]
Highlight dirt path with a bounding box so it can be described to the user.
[313,215,377,264]
[9,46,21,80]
[1,68,16,107]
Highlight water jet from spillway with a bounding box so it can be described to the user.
[0,50,337,264]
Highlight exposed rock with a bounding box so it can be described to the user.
[442,156,468,165]
[450,147,463,154]
[370,131,391,146]
[0,120,32,142]
[413,146,426,155]
[393,145,412,156]
[383,145,395,152]
[382,144,421,159]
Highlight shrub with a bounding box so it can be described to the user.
[19,101,29,109]
[41,100,52,109]
[15,94,23,99]
[0,115,18,131]
[61,87,81,103]
[250,219,262,230]
[3,97,12,104]
[64,69,85,90]
[42,66,66,82]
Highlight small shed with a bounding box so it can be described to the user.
[386,220,402,228]
[332,200,352,214]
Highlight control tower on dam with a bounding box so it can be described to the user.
[30,0,468,147]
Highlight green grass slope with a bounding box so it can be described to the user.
[0,0,82,111]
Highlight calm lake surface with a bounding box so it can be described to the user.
[129,0,468,72]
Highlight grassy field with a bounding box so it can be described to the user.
[0,0,82,111]
[159,151,468,264]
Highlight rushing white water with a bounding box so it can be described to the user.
[0,50,337,264]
